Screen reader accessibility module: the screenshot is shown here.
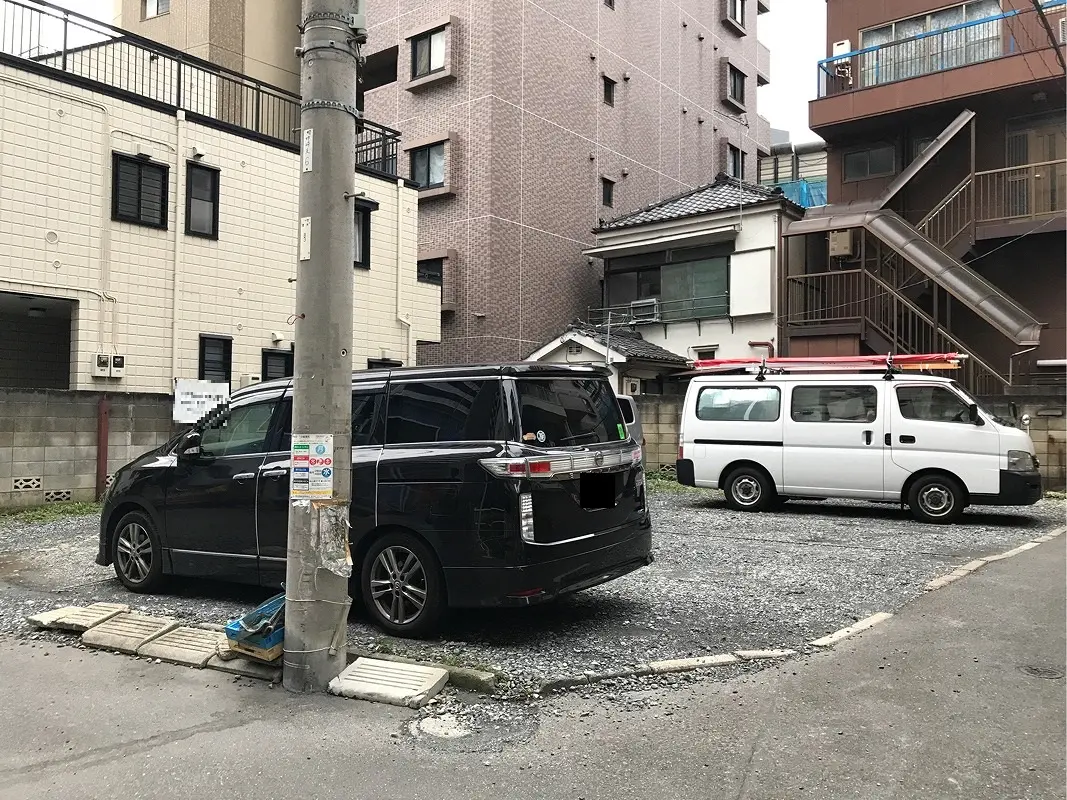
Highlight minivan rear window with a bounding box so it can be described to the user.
[516,378,626,447]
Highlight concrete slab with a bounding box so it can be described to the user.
[648,653,739,674]
[137,626,226,668]
[329,657,448,708]
[205,654,282,682]
[734,649,797,660]
[810,612,894,648]
[25,606,84,629]
[49,603,129,633]
[81,613,178,654]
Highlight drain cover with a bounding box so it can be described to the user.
[1018,664,1065,680]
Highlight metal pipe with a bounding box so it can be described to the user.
[748,340,775,358]
[95,396,110,501]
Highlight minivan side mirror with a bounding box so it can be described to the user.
[968,403,982,425]
[177,431,203,460]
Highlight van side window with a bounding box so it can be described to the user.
[200,400,278,456]
[696,386,780,421]
[386,380,504,444]
[791,385,877,423]
[896,385,971,423]
[351,389,385,446]
[619,399,636,425]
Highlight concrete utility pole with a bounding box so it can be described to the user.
[283,0,366,693]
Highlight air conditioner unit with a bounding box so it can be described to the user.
[625,378,641,396]
[240,373,262,388]
[829,229,854,258]
[629,298,660,323]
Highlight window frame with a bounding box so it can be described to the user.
[728,65,746,106]
[790,384,879,423]
[185,161,220,240]
[354,207,372,269]
[410,27,447,79]
[601,176,615,208]
[417,257,444,286]
[727,144,745,179]
[112,152,169,230]
[729,0,745,27]
[602,75,617,106]
[198,334,232,386]
[842,144,898,182]
[410,142,446,189]
[895,384,975,424]
[143,0,170,20]
[696,385,781,422]
[261,348,294,381]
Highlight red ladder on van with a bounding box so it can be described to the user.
[690,352,966,373]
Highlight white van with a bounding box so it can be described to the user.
[677,372,1042,523]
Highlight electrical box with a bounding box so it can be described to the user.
[240,374,262,388]
[829,230,854,258]
[92,353,111,378]
[625,379,641,396]
[110,355,126,378]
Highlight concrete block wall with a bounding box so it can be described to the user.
[634,395,684,471]
[1020,398,1067,491]
[0,390,175,508]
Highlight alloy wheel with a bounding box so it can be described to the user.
[116,522,153,584]
[369,546,427,626]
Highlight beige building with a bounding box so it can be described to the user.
[0,8,437,506]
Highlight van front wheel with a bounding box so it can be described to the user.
[908,474,965,524]
[723,467,776,512]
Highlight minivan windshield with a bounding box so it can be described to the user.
[516,377,626,447]
[950,381,1015,427]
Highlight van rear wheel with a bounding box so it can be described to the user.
[908,474,965,524]
[361,531,445,638]
[723,467,776,512]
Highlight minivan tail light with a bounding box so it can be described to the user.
[479,447,643,479]
[528,460,552,475]
[519,493,535,543]
[678,444,684,460]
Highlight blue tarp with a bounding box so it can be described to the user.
[774,178,827,208]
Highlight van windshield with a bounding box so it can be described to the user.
[515,377,626,447]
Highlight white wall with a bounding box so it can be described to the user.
[0,62,439,395]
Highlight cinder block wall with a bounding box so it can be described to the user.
[0,390,176,508]
[634,396,683,472]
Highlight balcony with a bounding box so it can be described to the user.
[588,295,730,327]
[0,0,402,176]
[810,0,1066,132]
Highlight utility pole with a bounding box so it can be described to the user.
[283,0,366,693]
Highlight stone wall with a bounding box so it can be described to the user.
[1016,393,1067,491]
[0,390,177,508]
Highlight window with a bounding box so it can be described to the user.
[896,385,973,423]
[604,0,615,8]
[198,336,232,385]
[605,256,728,321]
[261,349,293,380]
[728,0,745,27]
[144,0,170,19]
[727,144,745,179]
[351,389,386,447]
[411,143,445,188]
[386,380,505,444]
[791,385,878,422]
[602,177,615,208]
[417,258,443,286]
[602,75,616,106]
[694,347,717,361]
[411,28,446,78]
[696,386,780,421]
[200,400,277,457]
[567,342,584,356]
[618,398,636,424]
[368,358,403,369]
[354,207,371,268]
[842,144,896,181]
[728,65,746,105]
[912,137,936,160]
[185,162,219,239]
[112,153,168,229]
[515,377,626,447]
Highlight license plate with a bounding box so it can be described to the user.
[580,472,617,509]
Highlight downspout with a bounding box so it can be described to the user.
[171,110,187,388]
[395,179,414,365]
[95,397,111,500]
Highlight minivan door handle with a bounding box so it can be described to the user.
[232,472,256,482]
[863,430,872,445]
[884,433,892,447]
[261,469,289,479]
[899,435,916,444]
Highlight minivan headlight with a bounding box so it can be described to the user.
[1006,450,1036,472]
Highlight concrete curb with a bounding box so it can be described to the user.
[346,649,498,694]
[924,526,1065,592]
[810,612,894,648]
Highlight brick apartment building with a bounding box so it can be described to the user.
[779,0,1066,484]
[119,0,774,364]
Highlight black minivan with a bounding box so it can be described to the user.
[97,363,652,636]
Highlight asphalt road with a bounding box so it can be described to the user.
[0,489,1063,694]
[0,534,1062,800]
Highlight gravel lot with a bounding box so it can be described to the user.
[1,488,1063,696]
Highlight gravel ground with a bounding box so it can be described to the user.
[1,490,1063,696]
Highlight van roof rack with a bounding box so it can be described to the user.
[689,352,966,382]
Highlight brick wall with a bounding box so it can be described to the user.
[0,390,177,508]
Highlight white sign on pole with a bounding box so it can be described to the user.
[301,128,314,172]
[173,379,229,423]
[299,216,312,261]
[291,433,334,499]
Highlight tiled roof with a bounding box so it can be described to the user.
[568,325,688,364]
[596,173,789,231]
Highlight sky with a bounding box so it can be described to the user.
[52,0,825,144]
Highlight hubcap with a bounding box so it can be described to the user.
[733,476,761,506]
[919,484,953,516]
[116,523,153,583]
[370,546,427,626]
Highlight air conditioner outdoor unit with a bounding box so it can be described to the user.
[829,229,854,258]
[629,298,659,323]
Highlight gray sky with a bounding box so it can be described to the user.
[56,0,825,144]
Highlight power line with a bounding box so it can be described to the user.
[1031,0,1067,73]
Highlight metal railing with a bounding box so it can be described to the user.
[916,175,974,252]
[974,159,1067,224]
[0,0,403,175]
[785,268,1007,394]
[816,0,1064,99]
[588,295,730,326]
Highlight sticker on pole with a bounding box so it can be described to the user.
[291,434,334,498]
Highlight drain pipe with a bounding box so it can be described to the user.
[95,396,111,500]
[395,180,414,365]
[749,340,775,358]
